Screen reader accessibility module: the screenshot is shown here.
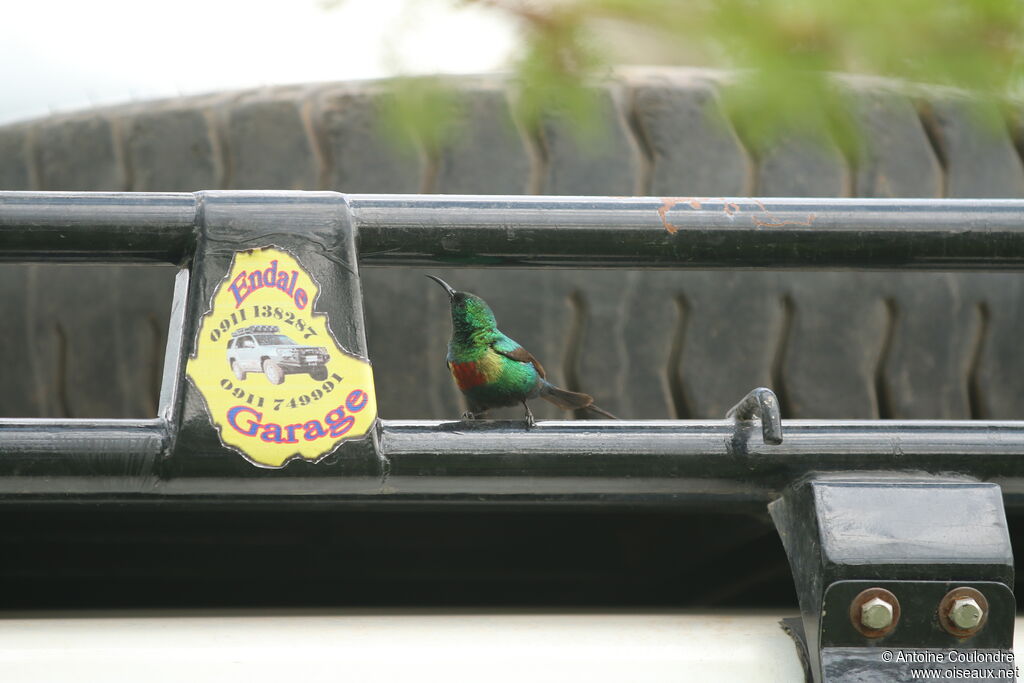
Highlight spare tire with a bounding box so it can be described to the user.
[1,71,1023,422]
[5,70,1024,614]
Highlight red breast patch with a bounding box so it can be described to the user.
[450,361,488,390]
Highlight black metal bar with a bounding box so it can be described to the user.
[0,419,166,490]
[5,419,1024,502]
[377,420,1024,502]
[0,192,196,263]
[8,192,1024,268]
[350,195,1024,269]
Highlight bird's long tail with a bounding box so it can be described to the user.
[539,382,618,419]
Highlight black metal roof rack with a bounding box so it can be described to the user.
[1,190,1019,682]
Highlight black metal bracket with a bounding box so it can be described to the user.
[770,475,1016,682]
[164,191,381,478]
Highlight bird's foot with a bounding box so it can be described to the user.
[461,410,486,420]
[523,403,536,430]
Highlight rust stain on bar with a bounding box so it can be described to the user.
[658,198,703,233]
[658,198,681,233]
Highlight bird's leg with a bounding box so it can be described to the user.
[461,409,487,420]
[522,401,536,429]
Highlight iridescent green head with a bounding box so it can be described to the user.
[427,275,497,335]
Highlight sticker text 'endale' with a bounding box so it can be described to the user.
[229,259,309,309]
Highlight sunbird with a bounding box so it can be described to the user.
[427,276,616,426]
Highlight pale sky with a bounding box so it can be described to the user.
[0,0,516,124]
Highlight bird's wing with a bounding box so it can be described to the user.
[491,334,546,379]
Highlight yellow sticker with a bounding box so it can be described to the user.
[186,246,377,468]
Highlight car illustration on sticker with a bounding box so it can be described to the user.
[226,324,331,385]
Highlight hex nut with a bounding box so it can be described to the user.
[861,597,895,630]
[850,587,900,638]
[949,598,983,629]
[939,587,989,637]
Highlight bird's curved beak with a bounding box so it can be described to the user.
[426,275,456,300]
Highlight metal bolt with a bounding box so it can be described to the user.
[939,588,988,637]
[850,587,900,637]
[861,597,895,630]
[949,598,984,630]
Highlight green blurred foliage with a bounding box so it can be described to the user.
[326,0,1024,153]
[378,76,462,158]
